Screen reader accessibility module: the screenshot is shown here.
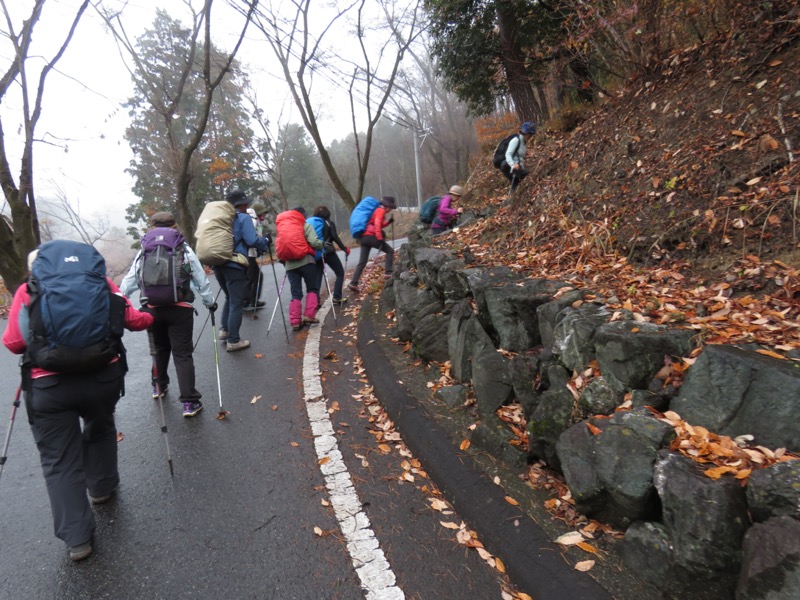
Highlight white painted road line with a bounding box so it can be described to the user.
[302,299,405,600]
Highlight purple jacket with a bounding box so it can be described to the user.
[432,194,459,230]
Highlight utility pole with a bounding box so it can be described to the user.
[412,128,431,210]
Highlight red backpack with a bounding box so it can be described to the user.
[275,210,314,261]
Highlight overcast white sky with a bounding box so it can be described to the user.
[1,0,365,230]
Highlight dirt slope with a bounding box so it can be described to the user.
[442,22,800,353]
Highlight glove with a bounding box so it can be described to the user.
[139,298,153,314]
[263,236,271,248]
[387,215,395,224]
[345,247,351,256]
[207,302,217,312]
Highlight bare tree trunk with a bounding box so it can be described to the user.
[496,1,541,123]
[0,0,89,292]
[246,0,420,211]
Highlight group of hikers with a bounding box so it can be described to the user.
[0,120,536,563]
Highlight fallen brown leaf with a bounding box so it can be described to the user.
[574,560,595,572]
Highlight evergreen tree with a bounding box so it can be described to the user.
[122,10,255,239]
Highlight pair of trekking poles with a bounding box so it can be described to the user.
[266,249,344,335]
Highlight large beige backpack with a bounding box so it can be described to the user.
[195,201,247,267]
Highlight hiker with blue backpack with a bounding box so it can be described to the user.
[494,121,537,192]
[309,206,350,305]
[119,212,217,418]
[430,185,464,234]
[2,241,154,562]
[348,195,396,293]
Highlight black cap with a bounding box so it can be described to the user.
[226,190,251,207]
[380,196,397,209]
[291,206,307,216]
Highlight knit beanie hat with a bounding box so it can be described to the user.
[150,211,176,227]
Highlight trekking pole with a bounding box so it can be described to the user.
[252,260,263,320]
[0,386,22,484]
[266,246,290,343]
[267,273,287,337]
[193,289,222,352]
[209,309,226,420]
[321,256,337,324]
[149,350,174,477]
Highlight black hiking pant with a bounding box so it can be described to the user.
[499,161,529,190]
[350,235,393,286]
[149,304,201,403]
[26,362,124,547]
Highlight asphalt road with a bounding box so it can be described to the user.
[0,251,504,599]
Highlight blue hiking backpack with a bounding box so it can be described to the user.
[349,196,380,239]
[307,216,325,260]
[26,240,127,374]
[138,227,193,306]
[419,196,442,225]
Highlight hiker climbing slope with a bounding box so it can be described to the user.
[431,185,464,234]
[494,121,536,192]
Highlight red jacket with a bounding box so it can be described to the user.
[364,206,391,240]
[2,279,154,379]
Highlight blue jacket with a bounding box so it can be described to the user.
[231,211,268,268]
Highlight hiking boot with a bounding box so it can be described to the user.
[302,316,319,324]
[226,339,251,352]
[292,323,304,331]
[332,297,348,305]
[244,300,267,311]
[347,283,360,293]
[152,385,168,400]
[69,541,93,562]
[383,272,393,280]
[183,401,203,417]
[218,329,228,341]
[89,487,116,505]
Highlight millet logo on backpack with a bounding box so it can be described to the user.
[64,256,79,263]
